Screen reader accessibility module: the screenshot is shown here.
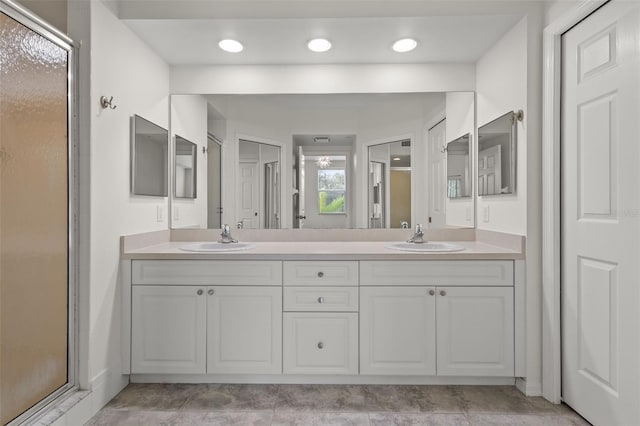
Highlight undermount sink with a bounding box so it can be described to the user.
[180,242,256,252]
[387,242,465,252]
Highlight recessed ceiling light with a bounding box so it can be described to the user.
[392,38,417,53]
[307,38,332,53]
[219,39,244,53]
[393,157,401,161]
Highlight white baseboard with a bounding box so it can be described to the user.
[41,368,129,426]
[130,374,516,386]
[515,378,543,397]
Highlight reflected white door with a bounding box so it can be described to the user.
[478,145,501,195]
[562,2,640,425]
[428,120,446,228]
[238,161,259,228]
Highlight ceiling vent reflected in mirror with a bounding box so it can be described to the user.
[314,136,330,144]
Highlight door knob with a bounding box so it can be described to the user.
[208,289,215,296]
[197,289,204,296]
[318,296,325,304]
[429,289,435,296]
[440,290,447,296]
[317,272,324,278]
[317,342,324,349]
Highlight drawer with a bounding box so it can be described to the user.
[284,287,358,312]
[283,261,358,286]
[283,312,358,375]
[360,260,514,286]
[132,260,282,286]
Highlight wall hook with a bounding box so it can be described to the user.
[514,109,524,122]
[202,146,208,155]
[440,145,448,154]
[100,96,117,110]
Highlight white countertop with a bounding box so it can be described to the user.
[122,240,523,260]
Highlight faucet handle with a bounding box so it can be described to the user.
[415,224,423,234]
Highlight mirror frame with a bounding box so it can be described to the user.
[174,134,197,199]
[131,114,168,197]
[477,110,517,196]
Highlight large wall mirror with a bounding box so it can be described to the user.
[131,114,168,197]
[168,92,476,229]
[478,111,516,196]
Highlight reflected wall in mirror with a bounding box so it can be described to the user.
[446,133,471,199]
[131,114,168,197]
[368,140,412,228]
[478,111,516,196]
[168,92,476,229]
[238,140,281,229]
[174,135,197,198]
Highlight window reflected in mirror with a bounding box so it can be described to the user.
[318,168,346,214]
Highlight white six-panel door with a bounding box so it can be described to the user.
[561,1,640,424]
[238,161,259,228]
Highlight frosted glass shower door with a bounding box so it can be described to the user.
[0,10,70,424]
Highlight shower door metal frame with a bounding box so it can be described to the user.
[1,1,80,424]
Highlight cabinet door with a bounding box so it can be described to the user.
[131,286,206,374]
[360,287,436,375]
[283,312,358,375]
[436,286,514,376]
[207,286,282,374]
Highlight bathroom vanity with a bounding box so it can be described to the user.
[121,230,525,386]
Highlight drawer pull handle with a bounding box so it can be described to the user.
[208,289,215,296]
[440,290,447,296]
[318,296,325,304]
[429,289,435,296]
[317,272,324,278]
[197,289,204,296]
[317,342,324,349]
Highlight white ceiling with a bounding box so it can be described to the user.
[123,14,522,65]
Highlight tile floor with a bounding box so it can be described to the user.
[86,384,590,425]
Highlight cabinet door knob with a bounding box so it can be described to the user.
[317,296,325,304]
[208,289,215,296]
[429,289,435,296]
[197,289,204,296]
[317,342,324,349]
[317,271,324,278]
[440,290,447,296]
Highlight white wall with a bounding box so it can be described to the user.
[88,0,169,403]
[475,10,545,396]
[476,18,527,236]
[171,64,475,94]
[170,95,208,228]
[445,92,475,228]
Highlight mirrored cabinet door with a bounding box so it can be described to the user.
[174,135,197,199]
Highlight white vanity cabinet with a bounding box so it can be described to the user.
[131,285,207,374]
[282,261,359,375]
[360,286,437,375]
[129,260,282,375]
[436,286,514,376]
[360,260,515,377]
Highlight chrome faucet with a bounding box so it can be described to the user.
[219,224,238,244]
[407,223,425,244]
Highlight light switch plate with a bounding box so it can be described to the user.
[156,205,164,222]
[483,206,490,222]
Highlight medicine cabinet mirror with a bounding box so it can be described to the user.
[446,133,472,199]
[131,114,168,197]
[174,135,197,199]
[478,111,516,196]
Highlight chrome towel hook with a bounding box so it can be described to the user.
[100,96,117,110]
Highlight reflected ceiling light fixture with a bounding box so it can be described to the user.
[393,157,401,161]
[307,38,332,53]
[218,39,244,53]
[392,38,418,53]
[316,156,332,169]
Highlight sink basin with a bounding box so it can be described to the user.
[387,242,465,252]
[180,242,256,252]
